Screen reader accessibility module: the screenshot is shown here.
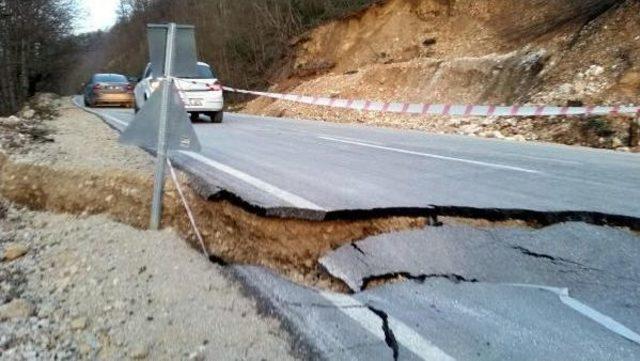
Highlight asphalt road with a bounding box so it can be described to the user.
[76,98,640,224]
[75,98,640,360]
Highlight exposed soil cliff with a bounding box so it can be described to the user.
[244,0,640,150]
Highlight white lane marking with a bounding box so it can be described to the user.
[506,153,582,166]
[178,151,325,211]
[319,136,541,174]
[318,134,385,146]
[510,284,640,345]
[101,114,128,128]
[72,97,129,129]
[319,292,456,361]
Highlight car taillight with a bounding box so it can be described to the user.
[208,81,222,91]
[92,84,102,92]
[126,84,134,93]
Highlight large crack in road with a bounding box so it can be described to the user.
[2,150,640,296]
[3,100,639,360]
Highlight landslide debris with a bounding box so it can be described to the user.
[0,93,62,152]
[243,0,640,151]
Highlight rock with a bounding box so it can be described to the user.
[2,242,29,261]
[510,134,527,142]
[557,83,573,95]
[481,118,495,126]
[616,147,631,152]
[130,343,149,359]
[586,65,605,77]
[21,108,36,120]
[2,115,21,127]
[0,299,35,320]
[485,130,505,139]
[460,124,482,135]
[32,93,57,108]
[611,137,624,148]
[447,118,464,127]
[188,350,205,361]
[71,317,88,330]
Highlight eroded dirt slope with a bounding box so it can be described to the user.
[244,0,640,150]
[0,99,432,291]
[0,98,299,360]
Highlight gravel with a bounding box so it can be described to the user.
[0,99,298,360]
[1,207,297,360]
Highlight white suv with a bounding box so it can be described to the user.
[134,61,224,123]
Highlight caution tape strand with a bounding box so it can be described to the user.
[223,86,640,118]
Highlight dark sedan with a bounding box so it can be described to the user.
[83,73,135,108]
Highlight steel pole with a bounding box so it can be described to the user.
[150,23,177,230]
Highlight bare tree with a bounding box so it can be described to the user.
[69,0,378,94]
[0,0,75,115]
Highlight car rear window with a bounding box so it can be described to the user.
[196,64,216,79]
[95,74,128,83]
[177,64,217,79]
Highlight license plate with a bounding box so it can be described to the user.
[189,99,203,106]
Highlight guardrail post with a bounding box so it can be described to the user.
[150,23,177,230]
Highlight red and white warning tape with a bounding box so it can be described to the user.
[223,86,640,118]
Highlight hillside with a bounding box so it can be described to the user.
[243,0,640,150]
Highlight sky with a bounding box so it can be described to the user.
[75,0,120,34]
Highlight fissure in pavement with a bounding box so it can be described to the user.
[1,151,638,293]
[361,272,479,292]
[0,152,425,291]
[367,306,400,361]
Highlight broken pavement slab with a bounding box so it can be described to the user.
[233,265,640,361]
[78,99,640,225]
[320,222,640,332]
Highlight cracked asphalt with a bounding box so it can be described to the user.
[77,98,640,224]
[77,99,640,360]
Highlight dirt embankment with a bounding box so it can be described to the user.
[0,98,301,360]
[0,101,429,291]
[243,0,640,151]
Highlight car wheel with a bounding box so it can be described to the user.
[189,112,200,122]
[208,111,223,123]
[83,97,89,107]
[134,103,140,114]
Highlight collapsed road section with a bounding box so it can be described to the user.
[70,97,640,359]
[2,98,639,360]
[77,94,640,360]
[78,99,640,230]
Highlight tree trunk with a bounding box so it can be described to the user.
[20,38,29,100]
[630,117,640,148]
